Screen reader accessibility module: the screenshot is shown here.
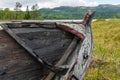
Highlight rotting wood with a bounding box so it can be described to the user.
[44,37,79,80]
[1,24,68,74]
[0,30,44,80]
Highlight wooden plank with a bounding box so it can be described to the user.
[33,40,71,64]
[1,24,74,74]
[44,37,79,80]
[57,25,85,40]
[0,30,44,80]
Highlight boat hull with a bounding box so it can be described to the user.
[0,11,95,80]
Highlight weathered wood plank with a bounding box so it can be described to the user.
[45,37,79,80]
[11,27,73,64]
[0,30,45,80]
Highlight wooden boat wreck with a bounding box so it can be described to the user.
[0,11,95,80]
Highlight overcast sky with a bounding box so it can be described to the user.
[0,0,119,10]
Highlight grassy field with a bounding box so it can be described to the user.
[84,19,120,80]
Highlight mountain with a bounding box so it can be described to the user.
[39,4,120,19]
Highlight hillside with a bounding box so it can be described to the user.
[40,4,120,19]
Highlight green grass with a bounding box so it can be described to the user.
[84,19,120,80]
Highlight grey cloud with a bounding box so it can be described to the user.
[0,0,98,10]
[0,0,54,9]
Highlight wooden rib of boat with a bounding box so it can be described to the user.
[0,11,95,80]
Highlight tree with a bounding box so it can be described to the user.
[4,8,10,20]
[31,4,39,20]
[0,8,4,20]
[14,2,22,19]
[113,14,120,19]
[24,5,30,20]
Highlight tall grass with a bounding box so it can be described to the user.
[84,19,120,80]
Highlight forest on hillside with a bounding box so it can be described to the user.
[0,2,120,20]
